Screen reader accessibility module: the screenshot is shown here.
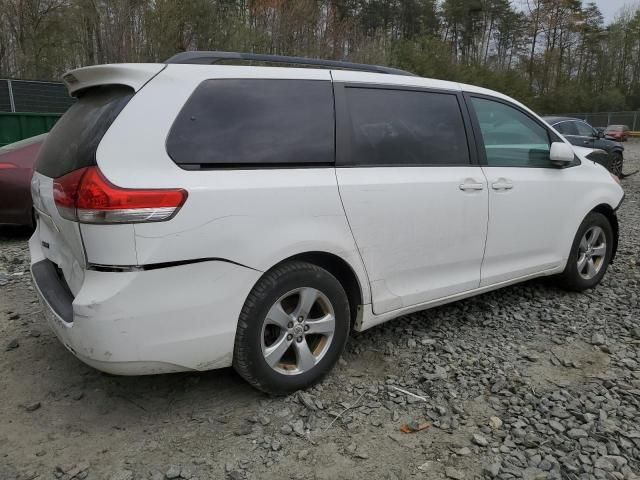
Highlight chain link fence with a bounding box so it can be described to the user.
[0,79,74,114]
[554,111,640,131]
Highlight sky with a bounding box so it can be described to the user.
[593,0,638,22]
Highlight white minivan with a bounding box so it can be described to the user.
[29,52,624,393]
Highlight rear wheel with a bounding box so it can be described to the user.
[610,152,623,177]
[557,212,613,291]
[233,261,350,394]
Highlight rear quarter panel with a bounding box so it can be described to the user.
[95,65,372,303]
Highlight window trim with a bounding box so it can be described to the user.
[165,78,337,171]
[463,92,577,169]
[334,82,478,168]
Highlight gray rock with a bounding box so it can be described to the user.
[280,424,293,435]
[6,338,19,350]
[165,465,181,479]
[489,416,502,429]
[591,333,606,345]
[444,467,465,479]
[594,457,615,472]
[292,419,305,436]
[548,420,565,433]
[298,391,317,410]
[23,401,41,412]
[620,358,638,369]
[453,447,472,456]
[483,462,501,477]
[473,433,488,446]
[567,428,588,439]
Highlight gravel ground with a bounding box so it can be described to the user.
[1,142,639,480]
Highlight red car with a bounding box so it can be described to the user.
[0,133,47,227]
[604,125,631,142]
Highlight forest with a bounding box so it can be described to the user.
[1,0,640,114]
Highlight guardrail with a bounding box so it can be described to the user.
[554,111,639,130]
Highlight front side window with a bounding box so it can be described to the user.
[574,121,595,137]
[471,97,551,168]
[344,87,470,166]
[167,79,334,168]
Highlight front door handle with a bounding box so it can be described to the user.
[491,179,513,190]
[459,179,485,191]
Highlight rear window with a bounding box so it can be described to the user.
[166,79,334,168]
[35,85,134,178]
[342,87,470,166]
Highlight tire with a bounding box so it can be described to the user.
[610,152,624,177]
[233,261,350,395]
[557,212,614,291]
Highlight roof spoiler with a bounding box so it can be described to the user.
[61,64,166,96]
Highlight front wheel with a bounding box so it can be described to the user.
[557,212,614,291]
[610,152,624,177]
[233,261,350,394]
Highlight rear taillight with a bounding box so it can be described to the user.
[53,167,187,224]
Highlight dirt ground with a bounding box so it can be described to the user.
[1,142,639,480]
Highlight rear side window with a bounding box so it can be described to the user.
[343,87,470,166]
[35,85,134,178]
[167,79,334,168]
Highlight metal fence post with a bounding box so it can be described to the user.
[607,112,611,126]
[634,112,637,131]
[7,79,15,112]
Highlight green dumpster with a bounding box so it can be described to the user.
[0,112,61,147]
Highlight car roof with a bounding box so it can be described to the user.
[542,116,583,125]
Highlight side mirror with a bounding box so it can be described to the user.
[597,130,605,139]
[549,142,574,165]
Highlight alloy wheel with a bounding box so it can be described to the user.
[260,287,335,375]
[611,155,623,177]
[577,226,607,280]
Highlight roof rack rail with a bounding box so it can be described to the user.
[164,51,417,77]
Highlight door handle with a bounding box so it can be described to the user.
[583,140,590,145]
[459,180,484,191]
[491,179,513,190]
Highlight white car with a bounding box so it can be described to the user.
[29,52,624,394]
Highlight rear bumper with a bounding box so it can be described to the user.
[29,236,261,375]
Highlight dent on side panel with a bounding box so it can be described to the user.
[71,261,261,371]
[130,169,372,304]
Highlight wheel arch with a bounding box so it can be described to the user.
[591,203,619,262]
[268,251,365,329]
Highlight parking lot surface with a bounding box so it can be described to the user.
[1,142,639,480]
